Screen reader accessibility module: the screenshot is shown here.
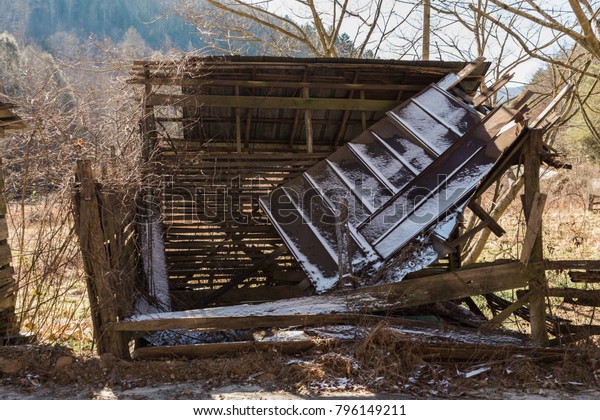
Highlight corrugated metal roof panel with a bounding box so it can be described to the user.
[260,80,524,293]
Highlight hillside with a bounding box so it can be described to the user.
[0,0,204,51]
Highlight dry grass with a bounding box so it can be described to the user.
[6,199,93,349]
[3,323,598,398]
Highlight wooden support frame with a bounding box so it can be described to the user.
[112,261,530,332]
[467,201,506,237]
[523,129,548,345]
[480,290,533,331]
[147,93,401,112]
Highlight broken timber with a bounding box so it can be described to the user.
[113,262,529,332]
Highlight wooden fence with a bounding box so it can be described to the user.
[0,157,16,340]
[72,160,138,356]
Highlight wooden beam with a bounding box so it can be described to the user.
[0,159,5,217]
[467,201,505,237]
[132,338,328,359]
[146,93,401,112]
[545,288,600,307]
[531,84,573,128]
[127,77,427,92]
[0,266,12,282]
[196,246,288,308]
[334,71,361,149]
[473,73,513,107]
[437,57,485,91]
[479,290,532,331]
[234,85,242,153]
[112,262,529,332]
[170,283,311,310]
[0,292,15,313]
[303,87,314,153]
[523,129,548,345]
[568,270,600,283]
[546,260,600,270]
[0,158,15,337]
[520,192,547,265]
[422,0,430,60]
[360,90,367,130]
[448,220,490,248]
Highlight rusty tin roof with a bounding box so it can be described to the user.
[260,78,524,293]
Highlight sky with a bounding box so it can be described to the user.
[257,0,582,86]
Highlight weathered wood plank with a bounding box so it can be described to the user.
[568,270,600,283]
[0,289,15,311]
[531,84,573,128]
[113,262,529,332]
[147,93,401,112]
[73,161,130,357]
[472,72,513,107]
[0,244,12,267]
[467,201,505,237]
[438,57,485,90]
[479,290,532,331]
[523,128,548,345]
[128,77,426,92]
[544,288,600,306]
[520,192,547,265]
[171,284,311,310]
[132,339,327,359]
[0,162,5,217]
[545,260,600,270]
[0,220,8,241]
[0,266,13,282]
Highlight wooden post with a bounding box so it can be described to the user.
[423,0,431,60]
[0,157,17,340]
[523,129,548,345]
[235,84,242,153]
[73,161,131,357]
[303,87,313,153]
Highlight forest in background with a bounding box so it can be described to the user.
[0,0,202,51]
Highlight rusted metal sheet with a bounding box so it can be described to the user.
[260,81,524,293]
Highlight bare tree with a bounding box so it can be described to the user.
[1,34,144,345]
[171,0,423,58]
[468,0,600,79]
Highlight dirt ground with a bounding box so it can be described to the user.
[2,337,600,400]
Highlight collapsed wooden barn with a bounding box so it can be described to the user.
[71,56,597,359]
[131,56,491,309]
